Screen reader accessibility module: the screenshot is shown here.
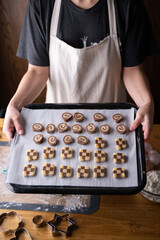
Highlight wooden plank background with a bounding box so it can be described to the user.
[0,0,159,122]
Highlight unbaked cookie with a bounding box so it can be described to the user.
[43,147,54,159]
[61,146,73,159]
[95,137,105,149]
[94,166,106,178]
[116,124,127,134]
[42,163,55,176]
[27,149,38,161]
[94,150,106,163]
[46,124,56,133]
[113,153,126,164]
[79,149,90,162]
[59,165,72,178]
[113,168,126,178]
[77,165,90,178]
[33,134,44,144]
[62,112,73,122]
[77,136,89,145]
[72,124,83,133]
[23,164,36,177]
[100,124,110,134]
[115,138,127,150]
[63,135,73,144]
[58,123,68,133]
[32,123,43,132]
[48,136,57,146]
[112,113,123,123]
[93,113,105,121]
[74,112,84,122]
[86,123,96,133]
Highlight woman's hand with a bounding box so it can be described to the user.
[3,104,24,141]
[130,102,154,140]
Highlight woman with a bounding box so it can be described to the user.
[3,0,158,140]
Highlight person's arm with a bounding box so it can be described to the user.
[123,64,154,140]
[3,63,49,140]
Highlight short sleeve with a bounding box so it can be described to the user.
[16,1,49,66]
[122,0,159,67]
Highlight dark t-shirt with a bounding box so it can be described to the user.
[17,0,158,67]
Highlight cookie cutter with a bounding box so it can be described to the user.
[10,228,32,240]
[32,215,44,228]
[47,213,75,237]
[0,211,23,235]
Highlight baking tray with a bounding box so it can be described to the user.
[6,103,146,195]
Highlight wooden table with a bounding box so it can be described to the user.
[0,119,160,240]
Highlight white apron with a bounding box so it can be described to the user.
[46,0,126,103]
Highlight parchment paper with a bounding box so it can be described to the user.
[6,107,138,188]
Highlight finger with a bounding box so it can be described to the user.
[3,124,14,141]
[130,114,143,131]
[14,119,24,135]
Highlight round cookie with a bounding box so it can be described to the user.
[77,136,89,145]
[62,112,73,122]
[116,124,127,134]
[32,123,43,132]
[93,113,105,121]
[74,112,84,122]
[33,134,44,144]
[112,113,123,123]
[48,136,57,146]
[58,123,68,133]
[72,124,83,133]
[63,135,73,144]
[46,124,56,133]
[86,123,96,133]
[100,124,110,134]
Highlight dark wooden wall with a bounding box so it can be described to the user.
[0,0,160,123]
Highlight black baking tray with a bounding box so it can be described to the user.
[6,103,146,195]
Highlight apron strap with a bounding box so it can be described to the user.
[107,0,117,36]
[50,0,62,36]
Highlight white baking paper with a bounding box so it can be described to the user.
[6,107,138,188]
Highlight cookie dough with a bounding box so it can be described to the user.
[33,134,44,144]
[61,146,73,159]
[48,136,57,146]
[58,123,68,133]
[59,165,72,178]
[112,113,123,123]
[77,136,89,145]
[63,135,73,144]
[32,123,43,132]
[42,163,55,176]
[93,113,105,121]
[115,138,127,150]
[100,124,110,134]
[113,153,126,164]
[94,150,106,163]
[27,149,38,161]
[74,112,84,122]
[43,147,54,159]
[94,166,106,178]
[86,123,96,133]
[79,149,90,162]
[95,137,105,149]
[72,124,83,133]
[46,124,56,133]
[23,164,36,177]
[113,168,126,178]
[116,124,127,134]
[77,165,90,178]
[62,112,73,122]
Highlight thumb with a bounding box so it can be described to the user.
[130,114,143,132]
[14,119,24,135]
